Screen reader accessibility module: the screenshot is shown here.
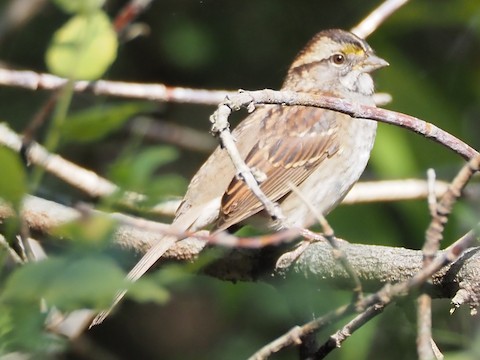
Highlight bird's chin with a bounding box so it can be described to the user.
[341,72,374,96]
[356,73,375,96]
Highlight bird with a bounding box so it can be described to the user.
[91,28,388,326]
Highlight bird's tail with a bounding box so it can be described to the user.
[89,234,178,327]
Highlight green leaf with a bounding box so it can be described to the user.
[1,256,127,311]
[52,0,106,14]
[2,257,67,304]
[127,263,201,304]
[42,257,126,310]
[0,306,14,353]
[147,174,187,199]
[1,255,173,312]
[129,277,170,304]
[45,11,117,80]
[131,147,180,178]
[0,147,27,210]
[109,146,183,195]
[62,102,154,143]
[151,263,194,287]
[0,303,54,353]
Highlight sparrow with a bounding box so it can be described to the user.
[91,28,388,326]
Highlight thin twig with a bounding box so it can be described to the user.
[411,159,480,285]
[351,0,411,39]
[288,182,363,302]
[0,234,24,264]
[427,169,438,217]
[314,304,385,359]
[113,0,153,34]
[431,338,444,360]
[209,102,287,226]
[417,294,434,360]
[424,154,480,262]
[248,304,354,360]
[18,219,35,262]
[417,168,438,360]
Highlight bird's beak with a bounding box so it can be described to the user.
[362,54,389,72]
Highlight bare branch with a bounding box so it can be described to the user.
[1,194,478,301]
[246,234,480,359]
[431,339,444,360]
[351,0,411,38]
[248,304,353,360]
[209,102,287,226]
[315,304,385,359]
[222,90,478,160]
[424,154,480,259]
[343,179,451,204]
[0,68,234,105]
[153,178,455,217]
[419,154,480,353]
[113,0,154,34]
[0,122,144,202]
[417,294,434,360]
[0,234,24,264]
[417,168,438,360]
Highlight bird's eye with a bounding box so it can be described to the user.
[331,53,345,65]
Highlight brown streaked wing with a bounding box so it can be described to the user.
[173,106,268,230]
[216,105,341,231]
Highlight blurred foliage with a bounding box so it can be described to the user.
[0,147,26,210]
[61,102,154,143]
[108,145,187,204]
[0,0,479,359]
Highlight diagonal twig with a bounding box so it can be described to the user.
[351,0,411,39]
[314,303,385,359]
[287,182,363,302]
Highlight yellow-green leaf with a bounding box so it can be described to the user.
[45,11,117,80]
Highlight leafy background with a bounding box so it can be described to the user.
[0,0,480,359]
